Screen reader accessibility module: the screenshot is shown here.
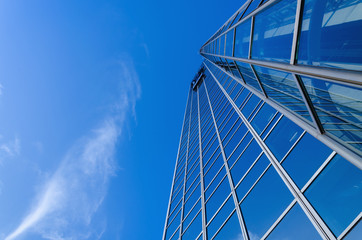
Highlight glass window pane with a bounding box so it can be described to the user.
[253,65,312,122]
[234,19,251,58]
[235,61,262,92]
[252,0,297,62]
[266,203,322,240]
[251,103,277,134]
[182,212,202,240]
[225,29,234,56]
[343,219,362,240]
[243,0,263,18]
[282,133,332,189]
[265,116,304,161]
[235,154,270,201]
[241,165,294,238]
[230,140,262,185]
[213,211,244,240]
[206,176,231,222]
[305,154,362,237]
[220,34,226,56]
[207,196,235,238]
[297,0,362,71]
[300,75,362,153]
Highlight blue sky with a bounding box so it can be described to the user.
[0,0,243,239]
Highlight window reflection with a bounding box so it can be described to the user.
[300,75,362,153]
[298,0,362,70]
[266,203,322,240]
[234,19,251,58]
[305,155,362,237]
[265,116,304,161]
[252,0,297,62]
[240,165,293,238]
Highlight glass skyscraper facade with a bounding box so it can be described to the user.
[163,0,362,240]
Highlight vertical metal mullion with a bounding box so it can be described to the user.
[203,78,250,240]
[197,85,207,240]
[290,0,304,65]
[293,74,325,134]
[179,91,194,239]
[205,63,337,240]
[248,16,255,59]
[250,64,268,98]
[163,90,191,240]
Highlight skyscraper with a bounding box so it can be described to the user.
[163,0,362,240]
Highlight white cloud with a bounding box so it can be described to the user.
[0,136,21,162]
[0,83,3,96]
[4,58,141,240]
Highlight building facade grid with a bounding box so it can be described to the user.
[163,0,361,239]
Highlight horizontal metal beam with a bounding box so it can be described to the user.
[203,53,362,87]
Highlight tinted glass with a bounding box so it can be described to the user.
[213,212,244,240]
[225,29,234,56]
[252,0,297,62]
[265,117,304,161]
[241,166,293,238]
[300,75,362,153]
[298,0,362,71]
[234,19,251,58]
[305,155,362,237]
[282,133,332,189]
[266,203,322,240]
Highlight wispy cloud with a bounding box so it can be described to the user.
[5,58,141,240]
[0,136,20,162]
[0,83,3,96]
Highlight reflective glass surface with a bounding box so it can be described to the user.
[298,0,362,71]
[282,133,332,189]
[234,19,251,58]
[343,219,362,240]
[265,116,304,161]
[300,75,362,153]
[235,61,261,92]
[213,212,244,240]
[305,155,362,237]
[266,203,322,240]
[251,103,277,134]
[253,65,312,122]
[241,165,293,238]
[225,29,234,57]
[252,0,297,62]
[207,196,235,238]
[182,211,202,239]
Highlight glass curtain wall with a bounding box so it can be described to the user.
[163,63,361,240]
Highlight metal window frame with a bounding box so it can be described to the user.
[205,62,337,240]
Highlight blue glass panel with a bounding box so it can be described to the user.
[251,103,277,134]
[213,212,244,240]
[261,113,281,139]
[241,94,261,119]
[206,176,231,221]
[253,65,312,122]
[252,0,297,62]
[184,201,201,231]
[265,116,304,161]
[225,29,234,57]
[182,211,202,239]
[305,155,362,237]
[235,154,270,201]
[207,196,235,237]
[343,219,362,240]
[227,132,252,167]
[298,0,362,71]
[220,34,226,56]
[235,61,262,92]
[282,133,332,189]
[266,203,322,240]
[300,75,362,153]
[234,19,251,58]
[205,168,226,201]
[230,140,262,185]
[167,210,181,240]
[241,165,293,238]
